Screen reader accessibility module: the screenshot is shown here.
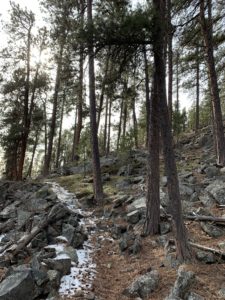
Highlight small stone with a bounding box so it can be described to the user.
[196,251,215,264]
[127,210,140,224]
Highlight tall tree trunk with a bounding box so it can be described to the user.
[152,0,191,261]
[103,96,109,154]
[74,0,85,154]
[55,90,65,169]
[175,51,179,113]
[106,97,112,156]
[132,97,138,148]
[43,38,65,175]
[71,106,78,161]
[195,47,200,132]
[17,27,32,180]
[97,52,110,130]
[87,0,103,202]
[143,45,151,147]
[167,0,173,121]
[144,71,160,235]
[117,97,124,151]
[200,0,225,166]
[27,131,39,178]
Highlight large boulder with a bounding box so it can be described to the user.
[166,266,195,299]
[123,270,159,299]
[205,180,225,205]
[0,270,37,300]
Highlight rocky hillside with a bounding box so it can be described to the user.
[1,125,225,299]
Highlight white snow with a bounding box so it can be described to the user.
[0,235,5,243]
[48,183,97,297]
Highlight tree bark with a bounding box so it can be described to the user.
[106,97,112,156]
[153,0,191,261]
[87,0,103,202]
[103,96,109,154]
[167,0,173,121]
[55,90,65,169]
[200,0,225,166]
[144,72,160,235]
[195,46,200,132]
[43,39,65,175]
[17,27,32,180]
[27,131,39,178]
[143,45,151,148]
[117,97,124,151]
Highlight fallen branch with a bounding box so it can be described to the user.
[190,242,225,258]
[184,215,225,224]
[2,203,70,262]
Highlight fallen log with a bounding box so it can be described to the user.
[190,242,225,258]
[184,215,225,224]
[1,203,70,262]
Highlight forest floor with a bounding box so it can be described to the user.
[55,127,225,300]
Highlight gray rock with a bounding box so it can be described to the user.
[190,192,199,203]
[0,270,37,300]
[61,246,78,263]
[127,210,140,224]
[196,251,215,264]
[199,194,215,207]
[218,288,225,298]
[123,270,159,299]
[160,222,171,235]
[179,184,195,198]
[47,270,61,289]
[166,266,195,299]
[17,209,32,228]
[127,197,146,212]
[62,223,76,245]
[205,180,225,205]
[186,292,204,300]
[0,201,20,219]
[44,254,71,275]
[205,166,219,178]
[200,222,225,238]
[129,236,142,255]
[113,194,128,208]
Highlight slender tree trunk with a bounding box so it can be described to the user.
[74,0,85,153]
[87,0,103,202]
[152,0,191,261]
[143,45,151,147]
[144,71,160,235]
[106,97,112,156]
[103,96,109,154]
[71,106,78,161]
[132,97,138,148]
[200,0,225,166]
[17,27,32,180]
[97,52,110,130]
[27,131,39,178]
[167,0,173,121]
[55,90,65,169]
[176,51,179,113]
[117,97,124,151]
[195,47,200,132]
[43,39,65,175]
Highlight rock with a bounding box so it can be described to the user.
[218,288,225,298]
[205,180,225,205]
[43,254,71,275]
[179,184,195,198]
[190,192,199,202]
[199,194,215,207]
[218,242,225,251]
[47,270,61,289]
[0,270,37,300]
[196,251,215,264]
[186,292,204,300]
[0,201,20,219]
[102,173,110,182]
[166,266,195,299]
[123,270,159,299]
[118,165,134,176]
[127,210,140,224]
[113,194,128,208]
[17,209,32,228]
[205,166,219,178]
[61,246,78,263]
[200,222,225,238]
[127,197,146,212]
[160,222,171,235]
[130,176,145,184]
[28,197,50,212]
[128,236,142,255]
[86,292,95,300]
